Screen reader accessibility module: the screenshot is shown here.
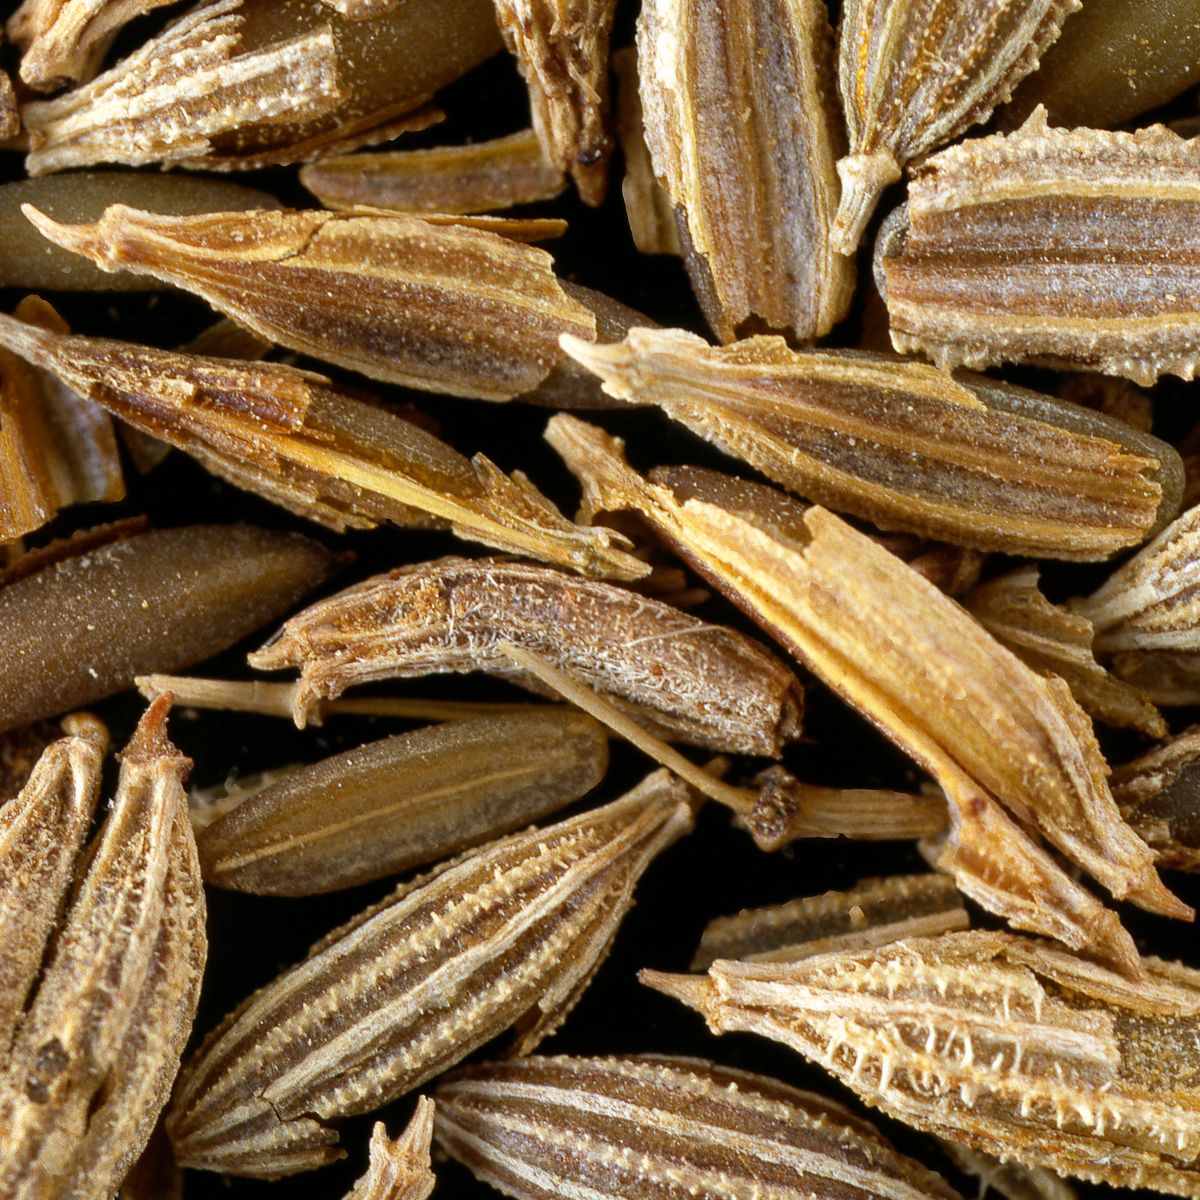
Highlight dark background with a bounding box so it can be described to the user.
[2,2,1199,1197]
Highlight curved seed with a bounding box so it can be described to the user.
[247,555,804,754]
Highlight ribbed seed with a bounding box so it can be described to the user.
[645,929,1200,1196]
[166,769,695,1178]
[248,555,803,754]
[435,1054,963,1200]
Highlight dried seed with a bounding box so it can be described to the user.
[636,0,853,342]
[1111,728,1200,872]
[965,565,1165,737]
[0,295,124,541]
[8,0,180,90]
[0,62,18,141]
[1074,502,1200,657]
[249,555,803,754]
[830,0,1078,253]
[27,204,595,402]
[493,0,616,205]
[435,1054,964,1200]
[0,173,280,290]
[877,110,1200,385]
[692,873,969,969]
[561,327,1181,559]
[0,310,644,578]
[345,1101,436,1200]
[613,48,680,257]
[547,415,1184,970]
[300,130,565,215]
[1005,0,1200,130]
[20,0,503,173]
[939,1142,1077,1200]
[0,522,341,733]
[648,464,985,595]
[0,717,80,801]
[644,929,1200,1196]
[0,718,106,1061]
[0,697,206,1200]
[165,768,695,1177]
[137,674,552,725]
[196,711,609,895]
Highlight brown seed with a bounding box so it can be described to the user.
[0,308,644,578]
[20,0,502,173]
[636,0,853,342]
[0,522,341,732]
[0,697,206,1200]
[692,872,969,969]
[547,414,1186,971]
[26,204,596,402]
[300,130,565,215]
[493,0,617,205]
[1111,727,1200,872]
[248,554,804,754]
[165,768,695,1177]
[877,110,1200,385]
[645,929,1200,1196]
[561,326,1182,559]
[435,1055,964,1200]
[831,0,1078,253]
[966,565,1165,737]
[195,710,610,895]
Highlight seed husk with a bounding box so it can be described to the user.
[435,1054,964,1200]
[0,173,280,290]
[0,294,124,542]
[493,0,616,206]
[877,110,1200,385]
[831,0,1078,254]
[20,0,502,174]
[344,1100,436,1200]
[195,710,610,895]
[561,326,1182,559]
[248,555,803,754]
[645,929,1200,1196]
[26,204,596,402]
[966,565,1166,737]
[636,0,853,342]
[0,308,644,578]
[165,768,695,1177]
[0,522,341,732]
[9,0,181,91]
[0,696,206,1200]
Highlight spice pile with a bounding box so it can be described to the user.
[0,2,1199,1199]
